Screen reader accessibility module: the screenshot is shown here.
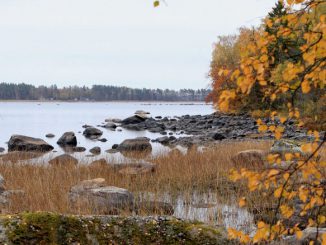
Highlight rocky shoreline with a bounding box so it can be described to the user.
[1,111,320,157]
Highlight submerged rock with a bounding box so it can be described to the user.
[8,135,54,152]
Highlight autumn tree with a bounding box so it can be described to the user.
[221,0,326,243]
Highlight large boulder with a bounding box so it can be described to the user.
[83,127,103,138]
[231,149,266,169]
[57,132,77,147]
[8,135,54,152]
[68,179,134,214]
[121,115,147,125]
[117,137,152,152]
[49,154,78,166]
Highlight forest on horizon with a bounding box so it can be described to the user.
[0,83,210,101]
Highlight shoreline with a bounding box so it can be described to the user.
[0,100,211,104]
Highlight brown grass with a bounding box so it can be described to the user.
[0,140,273,215]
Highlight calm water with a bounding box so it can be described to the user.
[0,102,214,156]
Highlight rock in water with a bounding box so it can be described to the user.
[8,135,54,152]
[83,127,103,138]
[45,133,55,138]
[117,137,152,152]
[102,122,117,129]
[121,115,147,125]
[57,132,77,146]
[68,179,134,214]
[49,154,78,166]
[89,147,101,155]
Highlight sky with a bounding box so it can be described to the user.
[0,0,277,90]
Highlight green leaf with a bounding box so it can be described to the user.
[154,1,160,7]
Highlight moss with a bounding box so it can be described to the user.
[1,212,236,244]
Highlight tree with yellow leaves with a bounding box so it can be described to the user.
[223,0,325,243]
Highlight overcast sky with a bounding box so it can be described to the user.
[0,0,276,89]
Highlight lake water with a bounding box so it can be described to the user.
[0,102,214,157]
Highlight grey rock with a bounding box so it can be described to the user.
[68,180,134,214]
[121,115,147,125]
[83,127,103,138]
[98,138,107,143]
[117,137,152,152]
[90,147,101,155]
[57,132,77,146]
[45,133,55,138]
[103,122,117,129]
[8,135,54,152]
[0,148,4,153]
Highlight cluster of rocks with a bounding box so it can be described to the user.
[119,112,315,148]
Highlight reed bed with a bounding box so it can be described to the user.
[0,140,273,215]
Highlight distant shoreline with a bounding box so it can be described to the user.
[0,100,211,104]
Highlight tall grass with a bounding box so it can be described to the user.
[0,140,272,215]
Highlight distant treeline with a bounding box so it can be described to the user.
[0,83,210,101]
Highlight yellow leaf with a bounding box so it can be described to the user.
[239,197,246,207]
[283,173,290,181]
[285,153,293,161]
[153,1,160,7]
[260,55,268,63]
[274,187,283,198]
[268,169,280,178]
[302,80,311,93]
[269,125,276,132]
[275,131,283,140]
[296,230,303,239]
[258,125,268,132]
[271,93,277,101]
[280,205,294,218]
[280,117,287,124]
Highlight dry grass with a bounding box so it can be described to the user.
[0,140,272,215]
